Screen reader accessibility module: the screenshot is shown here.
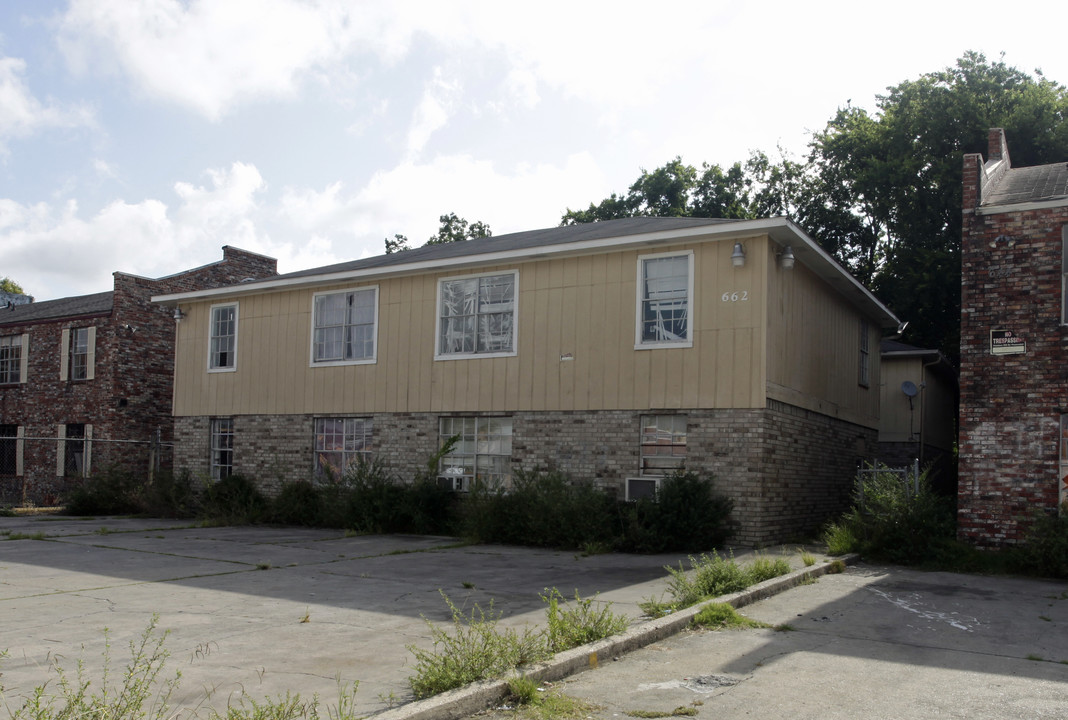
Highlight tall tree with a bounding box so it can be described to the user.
[425,213,492,245]
[559,53,1068,362]
[383,213,491,254]
[807,51,1068,359]
[561,158,752,225]
[1,277,24,294]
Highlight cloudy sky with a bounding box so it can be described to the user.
[1,1,1065,301]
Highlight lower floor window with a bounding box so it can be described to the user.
[640,415,687,476]
[210,418,234,481]
[314,417,373,479]
[64,423,88,477]
[439,416,512,488]
[0,424,17,475]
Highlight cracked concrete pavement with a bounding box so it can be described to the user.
[0,514,778,717]
[473,563,1068,719]
[3,515,1066,719]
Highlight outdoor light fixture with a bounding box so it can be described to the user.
[778,245,795,271]
[731,242,746,267]
[173,306,186,322]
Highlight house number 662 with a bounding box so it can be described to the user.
[721,291,748,302]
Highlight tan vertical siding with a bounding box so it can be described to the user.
[171,236,807,417]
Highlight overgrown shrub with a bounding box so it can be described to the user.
[199,474,268,525]
[269,480,324,526]
[617,471,733,553]
[65,466,196,517]
[823,466,955,565]
[458,469,616,549]
[1016,503,1068,579]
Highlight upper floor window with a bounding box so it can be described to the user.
[858,319,871,388]
[60,328,94,381]
[209,303,238,371]
[636,251,693,348]
[70,328,89,380]
[437,271,517,359]
[312,288,377,365]
[0,335,25,384]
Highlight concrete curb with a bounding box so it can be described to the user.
[375,554,856,720]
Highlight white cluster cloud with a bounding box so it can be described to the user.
[0,56,93,151]
[0,163,274,299]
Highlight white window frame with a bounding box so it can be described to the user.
[210,418,234,480]
[439,416,513,488]
[635,251,694,349]
[309,287,379,367]
[858,318,871,388]
[0,334,27,385]
[208,303,239,372]
[435,270,519,360]
[639,414,687,477]
[313,417,374,479]
[60,327,95,381]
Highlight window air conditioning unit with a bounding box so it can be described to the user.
[437,472,472,492]
[625,476,660,502]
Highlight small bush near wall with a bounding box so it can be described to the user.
[822,467,956,565]
[1016,504,1068,579]
[617,471,734,553]
[65,467,197,517]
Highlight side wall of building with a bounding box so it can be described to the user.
[959,204,1068,545]
[0,247,277,504]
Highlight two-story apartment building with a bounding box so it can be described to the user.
[959,129,1068,546]
[156,217,897,544]
[0,247,277,504]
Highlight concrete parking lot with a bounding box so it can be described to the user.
[2,515,1065,719]
[0,514,740,717]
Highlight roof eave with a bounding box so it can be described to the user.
[153,217,900,327]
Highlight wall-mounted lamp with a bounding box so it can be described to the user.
[173,307,186,322]
[778,246,795,271]
[731,242,746,267]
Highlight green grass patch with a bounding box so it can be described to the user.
[691,602,771,630]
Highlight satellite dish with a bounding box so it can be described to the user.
[901,381,918,398]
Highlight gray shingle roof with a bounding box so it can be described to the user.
[274,216,738,280]
[984,161,1068,206]
[0,291,113,327]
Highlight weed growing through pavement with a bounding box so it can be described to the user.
[542,588,629,653]
[5,616,180,720]
[640,552,792,617]
[299,609,310,623]
[407,589,629,698]
[691,602,771,630]
[625,706,699,717]
[799,550,816,566]
[499,680,601,720]
[827,559,846,574]
[4,532,45,541]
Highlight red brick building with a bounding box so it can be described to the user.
[959,128,1068,546]
[0,247,276,504]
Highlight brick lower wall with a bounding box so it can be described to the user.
[174,402,876,545]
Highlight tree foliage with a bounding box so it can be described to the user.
[1,277,25,294]
[559,52,1068,362]
[384,213,492,253]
